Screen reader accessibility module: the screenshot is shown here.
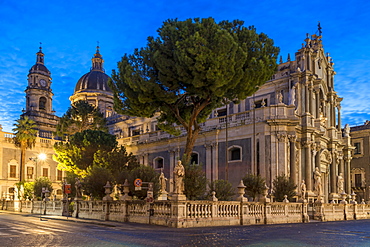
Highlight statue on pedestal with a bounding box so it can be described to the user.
[314,167,323,197]
[344,124,350,137]
[337,173,344,194]
[158,171,169,201]
[300,180,306,201]
[159,172,167,193]
[173,160,185,194]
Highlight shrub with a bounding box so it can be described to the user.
[207,179,235,201]
[242,174,266,201]
[272,174,297,202]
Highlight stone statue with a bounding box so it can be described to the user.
[300,180,306,200]
[337,173,344,194]
[173,160,185,194]
[159,171,167,193]
[344,124,350,137]
[277,91,283,104]
[314,167,322,196]
[75,177,82,199]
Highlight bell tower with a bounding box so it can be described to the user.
[22,45,59,136]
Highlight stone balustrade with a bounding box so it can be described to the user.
[116,105,297,146]
[313,202,370,222]
[2,199,370,228]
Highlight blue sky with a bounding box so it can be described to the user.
[1,0,370,132]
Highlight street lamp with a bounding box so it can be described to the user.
[29,153,47,180]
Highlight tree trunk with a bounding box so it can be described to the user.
[20,146,26,182]
[183,127,200,165]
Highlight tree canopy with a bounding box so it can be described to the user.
[56,100,107,138]
[110,17,279,163]
[53,129,117,176]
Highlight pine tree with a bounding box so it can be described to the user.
[110,17,279,164]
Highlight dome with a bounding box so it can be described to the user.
[73,46,112,94]
[74,70,112,93]
[29,63,50,74]
[28,46,50,75]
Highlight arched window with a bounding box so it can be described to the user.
[153,157,164,169]
[39,97,46,110]
[228,146,242,161]
[191,152,199,165]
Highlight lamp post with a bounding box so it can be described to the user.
[40,187,49,220]
[29,153,46,180]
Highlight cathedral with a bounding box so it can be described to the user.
[0,29,357,203]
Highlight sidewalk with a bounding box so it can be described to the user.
[0,210,122,227]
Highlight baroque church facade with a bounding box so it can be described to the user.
[0,30,358,203]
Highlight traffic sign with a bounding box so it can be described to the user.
[134,178,143,187]
[64,184,71,194]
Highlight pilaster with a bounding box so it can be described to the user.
[288,135,297,185]
[302,140,313,192]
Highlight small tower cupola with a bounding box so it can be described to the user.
[36,45,45,64]
[91,44,104,72]
[28,43,50,77]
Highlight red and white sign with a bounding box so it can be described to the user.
[64,184,71,194]
[134,178,143,187]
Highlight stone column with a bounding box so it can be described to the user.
[330,151,337,196]
[338,152,344,175]
[212,142,219,181]
[315,144,321,168]
[303,140,312,191]
[277,133,287,175]
[305,83,310,114]
[337,105,342,131]
[332,102,336,127]
[315,90,320,118]
[205,144,212,182]
[344,156,352,195]
[168,150,176,193]
[288,135,297,185]
[308,83,314,115]
[311,143,317,171]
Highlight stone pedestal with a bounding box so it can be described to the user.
[119,179,132,201]
[158,191,168,201]
[171,193,186,201]
[170,200,187,228]
[237,180,248,202]
[306,190,316,203]
[62,198,70,216]
[329,193,339,203]
[103,181,113,201]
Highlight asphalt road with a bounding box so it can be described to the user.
[1,211,370,246]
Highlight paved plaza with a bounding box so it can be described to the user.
[1,211,370,246]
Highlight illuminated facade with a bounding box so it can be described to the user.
[0,30,354,202]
